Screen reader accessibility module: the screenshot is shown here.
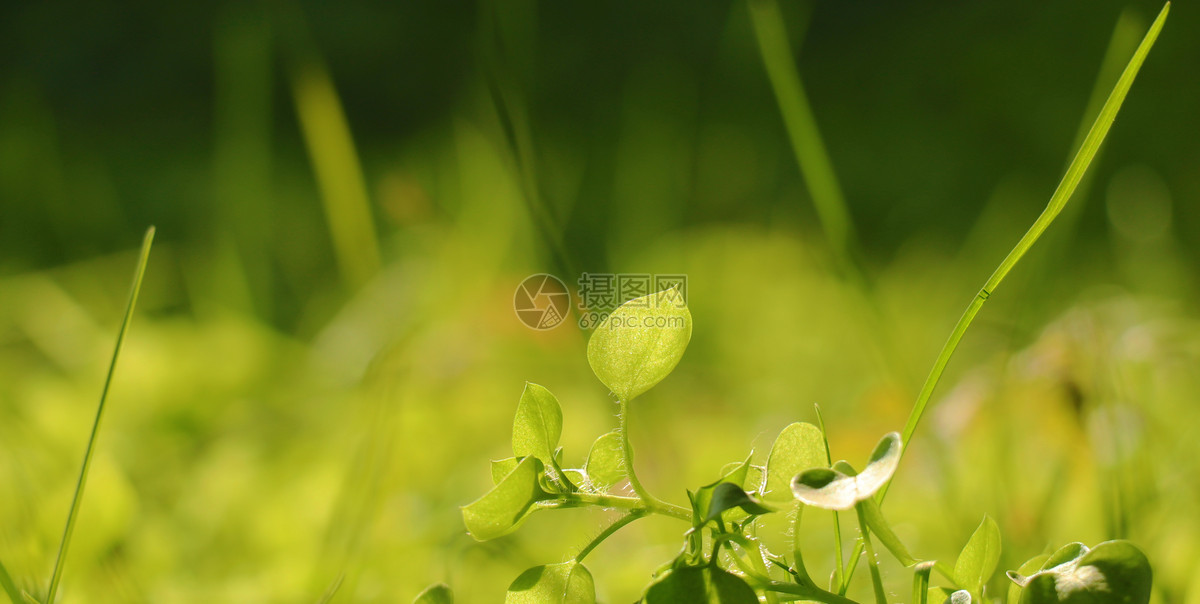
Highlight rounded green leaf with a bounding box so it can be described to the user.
[413,583,454,604]
[505,562,595,604]
[583,431,625,491]
[586,289,692,401]
[644,567,758,603]
[790,432,901,510]
[512,383,563,464]
[955,515,1002,596]
[1017,541,1151,604]
[763,422,826,501]
[462,457,549,541]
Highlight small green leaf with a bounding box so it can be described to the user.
[790,432,901,510]
[954,515,1001,596]
[763,422,825,502]
[860,497,916,566]
[583,431,624,491]
[491,457,521,484]
[1042,543,1089,571]
[1016,541,1152,604]
[702,483,776,524]
[462,457,550,541]
[512,383,563,464]
[1007,554,1050,604]
[505,562,595,604]
[643,566,758,603]
[586,288,692,401]
[692,458,754,525]
[414,583,454,604]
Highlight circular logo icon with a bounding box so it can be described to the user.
[514,273,570,330]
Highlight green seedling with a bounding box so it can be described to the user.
[418,4,1170,602]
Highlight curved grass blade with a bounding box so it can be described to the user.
[0,558,20,604]
[840,3,1170,592]
[45,226,155,603]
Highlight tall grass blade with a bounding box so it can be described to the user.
[45,226,155,604]
[289,60,382,289]
[0,558,20,604]
[747,0,856,262]
[840,3,1170,591]
[898,0,1168,461]
[480,2,578,280]
[748,0,920,394]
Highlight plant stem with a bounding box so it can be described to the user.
[617,399,692,521]
[753,578,859,604]
[574,512,644,562]
[565,492,692,523]
[855,504,888,604]
[814,405,845,587]
[46,227,154,604]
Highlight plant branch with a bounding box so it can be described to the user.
[574,512,644,562]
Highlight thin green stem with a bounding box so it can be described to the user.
[563,492,692,523]
[839,3,1170,589]
[616,399,692,522]
[46,227,155,604]
[752,577,859,604]
[814,405,845,588]
[855,504,888,604]
[574,512,644,562]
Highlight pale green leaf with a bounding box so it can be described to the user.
[414,583,454,604]
[790,432,901,510]
[512,383,563,464]
[462,457,549,541]
[586,289,692,401]
[583,431,624,491]
[505,562,595,604]
[955,515,1001,595]
[763,422,825,502]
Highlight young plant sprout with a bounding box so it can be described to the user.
[428,3,1171,603]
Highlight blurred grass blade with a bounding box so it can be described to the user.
[839,3,1170,591]
[0,558,19,604]
[315,573,344,604]
[290,60,381,289]
[45,226,155,604]
[747,0,855,260]
[748,0,919,395]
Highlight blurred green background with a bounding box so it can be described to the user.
[1,1,1198,602]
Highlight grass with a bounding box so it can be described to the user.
[842,2,1170,590]
[43,227,154,604]
[0,3,1188,602]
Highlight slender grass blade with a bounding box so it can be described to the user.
[45,226,155,603]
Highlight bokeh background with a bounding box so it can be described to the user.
[1,1,1198,602]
